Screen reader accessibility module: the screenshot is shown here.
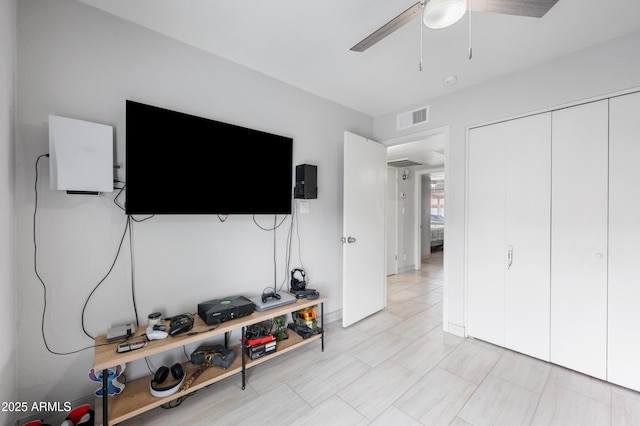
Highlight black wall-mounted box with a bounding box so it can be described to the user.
[294,164,317,199]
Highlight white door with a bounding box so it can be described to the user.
[467,113,551,359]
[608,91,640,391]
[504,113,551,361]
[467,125,507,347]
[343,131,387,327]
[386,167,398,276]
[551,100,609,380]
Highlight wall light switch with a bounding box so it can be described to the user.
[298,200,310,214]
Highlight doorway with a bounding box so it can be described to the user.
[422,170,445,261]
[386,130,446,274]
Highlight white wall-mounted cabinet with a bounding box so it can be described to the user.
[550,100,609,380]
[467,113,551,361]
[467,90,640,392]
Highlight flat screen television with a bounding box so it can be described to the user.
[125,100,293,215]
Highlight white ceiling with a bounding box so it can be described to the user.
[77,0,640,117]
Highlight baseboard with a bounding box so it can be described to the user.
[324,309,342,325]
[445,322,465,338]
[398,264,416,273]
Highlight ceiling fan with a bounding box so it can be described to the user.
[350,0,560,53]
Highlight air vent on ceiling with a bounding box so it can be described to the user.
[387,158,422,168]
[397,106,429,131]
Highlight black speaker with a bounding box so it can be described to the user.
[294,164,317,199]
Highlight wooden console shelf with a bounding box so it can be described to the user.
[94,296,325,425]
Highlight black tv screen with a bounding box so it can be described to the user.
[125,100,293,215]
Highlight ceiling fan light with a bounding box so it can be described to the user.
[423,0,467,29]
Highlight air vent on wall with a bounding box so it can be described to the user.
[387,158,423,168]
[397,105,429,131]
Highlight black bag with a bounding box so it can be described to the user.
[190,344,235,369]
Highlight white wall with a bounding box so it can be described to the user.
[0,0,17,424]
[16,0,372,408]
[396,170,415,272]
[420,174,431,257]
[374,30,640,335]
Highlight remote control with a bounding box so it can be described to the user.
[117,340,147,353]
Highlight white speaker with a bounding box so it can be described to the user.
[48,115,113,193]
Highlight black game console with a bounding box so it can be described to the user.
[198,295,255,326]
[295,289,320,299]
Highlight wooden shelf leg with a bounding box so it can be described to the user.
[321,302,325,352]
[102,368,109,426]
[241,326,246,390]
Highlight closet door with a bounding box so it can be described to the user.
[551,100,609,380]
[608,91,640,391]
[468,113,551,359]
[504,113,551,361]
[468,124,507,347]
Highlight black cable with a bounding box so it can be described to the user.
[273,215,277,290]
[113,184,126,211]
[113,183,154,222]
[144,357,156,375]
[80,217,130,339]
[33,154,88,355]
[33,154,142,353]
[131,214,154,223]
[252,214,288,231]
[161,392,195,409]
[278,213,295,292]
[252,213,290,293]
[128,216,140,327]
[260,212,295,295]
[82,186,149,335]
[295,201,306,272]
[34,154,122,354]
[183,346,190,361]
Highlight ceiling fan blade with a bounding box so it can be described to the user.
[350,1,422,52]
[470,0,559,18]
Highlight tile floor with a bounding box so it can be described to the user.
[120,249,640,425]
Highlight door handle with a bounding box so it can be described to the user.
[347,237,356,244]
[507,246,513,270]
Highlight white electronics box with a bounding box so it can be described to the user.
[49,115,114,193]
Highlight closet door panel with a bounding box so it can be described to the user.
[467,125,506,347]
[551,100,609,380]
[504,113,551,361]
[608,91,640,391]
